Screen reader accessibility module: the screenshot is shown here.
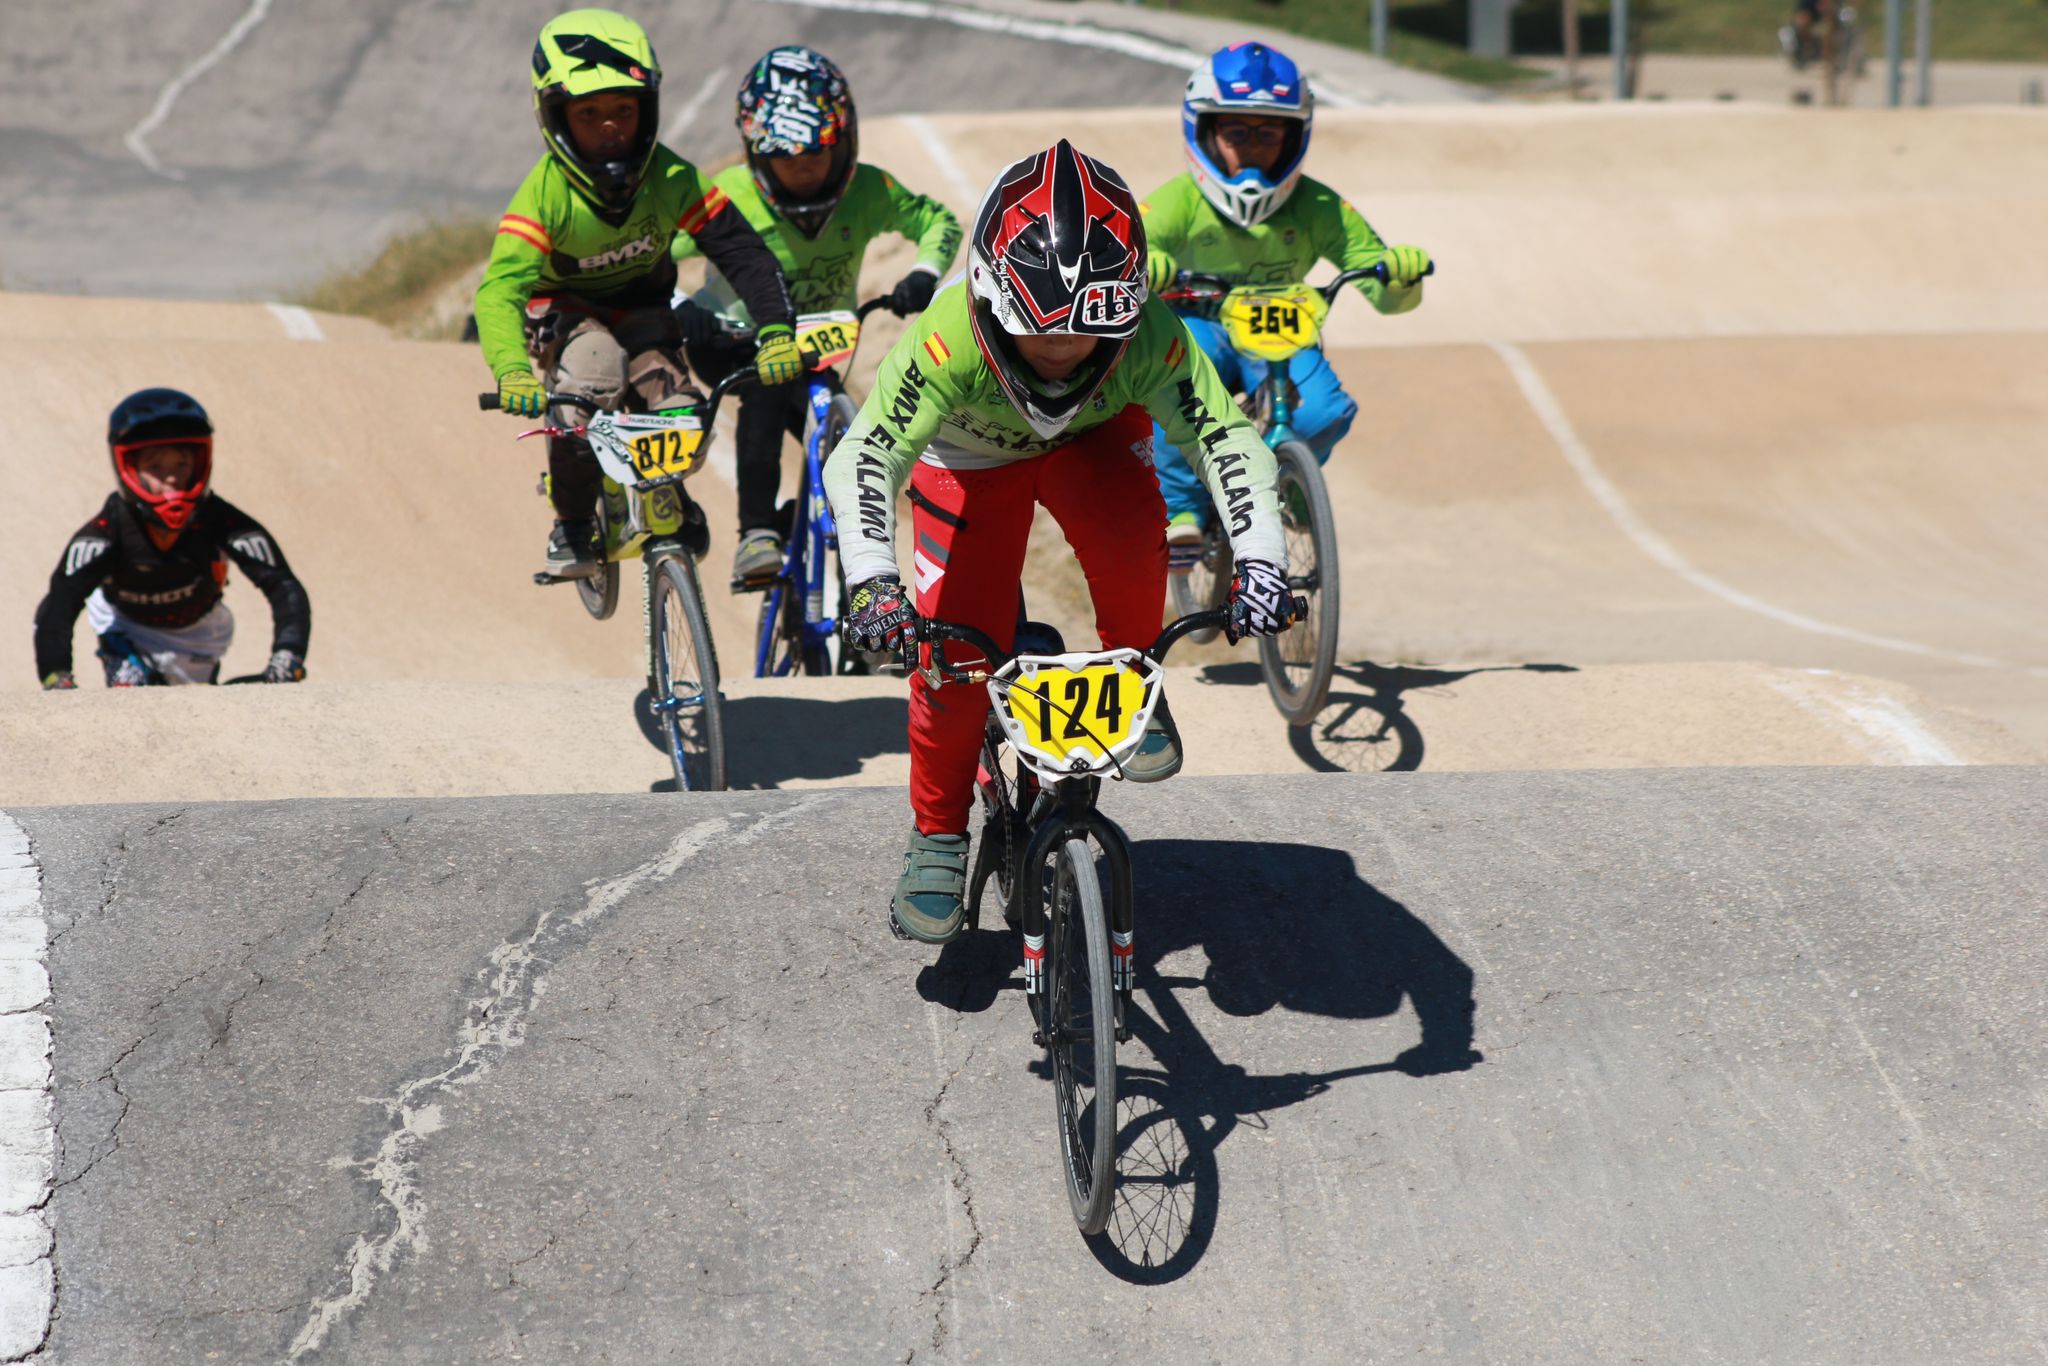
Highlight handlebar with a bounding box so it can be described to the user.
[909,600,1303,686]
[478,363,757,427]
[1160,258,1436,306]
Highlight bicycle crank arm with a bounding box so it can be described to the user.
[650,690,707,713]
[532,572,579,586]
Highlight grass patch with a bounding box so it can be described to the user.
[294,217,494,339]
[1134,0,2048,69]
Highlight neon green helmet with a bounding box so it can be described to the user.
[531,9,663,213]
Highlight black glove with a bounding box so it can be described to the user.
[842,576,918,654]
[40,671,76,691]
[882,270,938,318]
[264,649,307,683]
[1225,558,1293,642]
[672,298,726,352]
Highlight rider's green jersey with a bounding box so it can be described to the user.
[474,148,794,380]
[1140,172,1422,315]
[825,282,1285,585]
[674,162,962,321]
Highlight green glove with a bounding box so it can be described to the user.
[753,324,804,387]
[1383,244,1432,288]
[1146,249,1179,296]
[496,369,547,418]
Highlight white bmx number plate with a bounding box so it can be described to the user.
[988,649,1165,780]
[585,409,708,490]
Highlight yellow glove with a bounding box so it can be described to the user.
[1146,249,1179,296]
[1383,244,1433,288]
[496,370,547,418]
[753,324,804,388]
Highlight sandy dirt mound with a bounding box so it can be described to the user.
[1,662,2027,805]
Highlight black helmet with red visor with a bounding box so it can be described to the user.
[966,139,1148,441]
[108,387,213,532]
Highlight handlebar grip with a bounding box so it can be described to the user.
[478,393,500,411]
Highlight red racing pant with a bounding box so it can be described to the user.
[908,406,1166,834]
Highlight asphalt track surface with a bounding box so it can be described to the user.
[13,767,2048,1360]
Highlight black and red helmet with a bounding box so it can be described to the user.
[967,139,1148,440]
[108,387,212,532]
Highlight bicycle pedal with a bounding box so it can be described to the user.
[887,912,914,942]
[729,573,783,594]
[532,572,572,586]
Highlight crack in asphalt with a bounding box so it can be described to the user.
[285,800,824,1361]
[49,810,187,953]
[916,1062,983,1358]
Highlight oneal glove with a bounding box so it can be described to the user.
[843,576,918,654]
[264,650,307,683]
[1382,244,1433,288]
[1146,249,1179,296]
[752,323,805,387]
[41,671,76,691]
[496,370,548,418]
[883,270,938,318]
[1226,558,1293,642]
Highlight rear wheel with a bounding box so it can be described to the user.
[577,486,622,621]
[1046,837,1117,1234]
[648,554,726,791]
[1258,440,1340,725]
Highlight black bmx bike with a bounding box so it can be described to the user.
[909,603,1294,1233]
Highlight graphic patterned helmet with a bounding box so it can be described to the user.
[967,139,1147,441]
[531,9,663,214]
[1182,42,1314,229]
[108,388,213,532]
[735,46,858,240]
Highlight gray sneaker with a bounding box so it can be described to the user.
[893,830,969,944]
[544,519,599,579]
[1122,693,1183,783]
[733,528,785,582]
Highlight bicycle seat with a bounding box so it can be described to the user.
[1015,620,1066,656]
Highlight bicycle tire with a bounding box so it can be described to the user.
[1259,440,1340,725]
[648,554,726,791]
[1047,837,1117,1233]
[969,722,1022,928]
[577,488,621,621]
[805,393,862,676]
[1167,522,1232,646]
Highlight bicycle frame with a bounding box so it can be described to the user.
[754,375,846,677]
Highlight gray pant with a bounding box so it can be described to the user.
[526,300,698,519]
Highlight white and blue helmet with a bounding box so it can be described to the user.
[1182,42,1313,230]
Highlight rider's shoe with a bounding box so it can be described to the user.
[1166,511,1204,571]
[545,518,600,580]
[1123,693,1183,784]
[733,528,785,582]
[893,829,970,944]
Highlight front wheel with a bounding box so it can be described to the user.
[648,554,726,791]
[1259,440,1341,725]
[1046,837,1117,1234]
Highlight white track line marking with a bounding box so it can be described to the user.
[760,0,1362,106]
[663,64,733,146]
[266,304,326,342]
[1489,339,2025,673]
[1768,669,1968,765]
[0,816,53,1362]
[123,0,276,181]
[902,115,980,209]
[287,800,821,1360]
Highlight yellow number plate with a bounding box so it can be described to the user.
[1219,285,1329,362]
[796,311,861,369]
[625,426,706,481]
[1000,662,1150,771]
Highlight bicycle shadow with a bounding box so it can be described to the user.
[634,687,907,791]
[1199,659,1578,773]
[1089,838,1482,1282]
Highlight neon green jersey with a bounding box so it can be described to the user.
[474,148,793,380]
[1140,172,1421,315]
[674,162,963,321]
[824,282,1284,584]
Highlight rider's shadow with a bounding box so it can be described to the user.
[1199,659,1579,773]
[1089,837,1482,1283]
[634,688,909,790]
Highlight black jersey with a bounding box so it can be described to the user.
[33,493,311,678]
